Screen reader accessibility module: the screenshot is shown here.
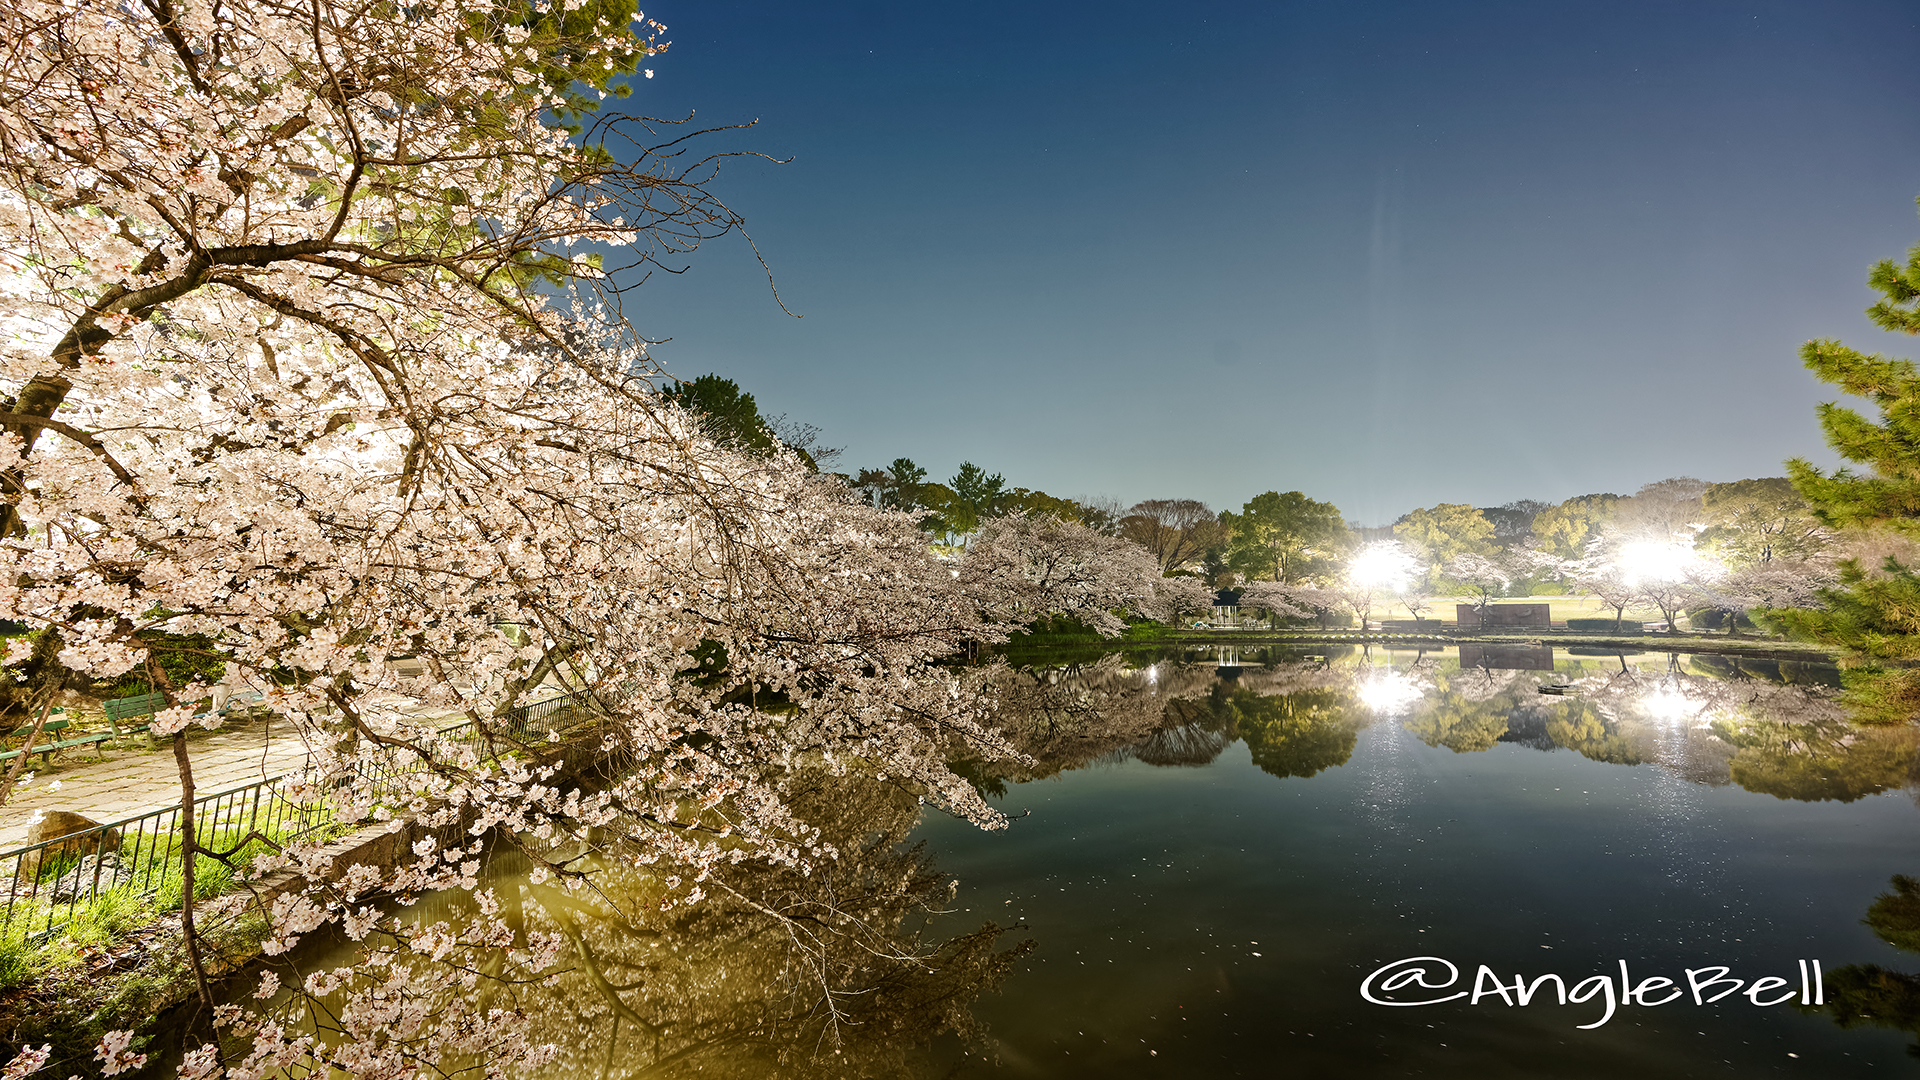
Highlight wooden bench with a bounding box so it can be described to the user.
[102,688,267,743]
[0,711,114,764]
[102,692,166,741]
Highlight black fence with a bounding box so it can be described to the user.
[0,693,586,941]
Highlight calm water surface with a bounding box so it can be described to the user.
[267,644,1920,1079]
[909,645,1920,1078]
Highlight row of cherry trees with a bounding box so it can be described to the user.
[0,0,1196,1074]
[841,454,1844,633]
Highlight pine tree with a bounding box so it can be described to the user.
[1777,199,1920,719]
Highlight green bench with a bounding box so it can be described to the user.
[0,710,114,764]
[102,688,266,741]
[102,691,166,740]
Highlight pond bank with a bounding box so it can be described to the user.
[1010,628,1841,666]
[0,712,618,1066]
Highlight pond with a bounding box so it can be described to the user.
[908,643,1920,1078]
[243,643,1920,1079]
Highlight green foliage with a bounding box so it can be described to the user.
[1810,874,1920,1055]
[1404,708,1508,753]
[1685,607,1757,631]
[1221,491,1347,584]
[0,809,323,997]
[1565,617,1639,632]
[662,375,779,457]
[1866,875,1920,954]
[1531,494,1618,559]
[1270,609,1355,629]
[1479,500,1547,549]
[1165,684,1362,779]
[948,463,1010,534]
[1768,558,1920,663]
[486,0,666,126]
[1393,504,1495,583]
[1543,706,1642,766]
[1714,714,1918,799]
[851,458,929,512]
[1698,477,1828,567]
[1234,688,1362,779]
[914,463,1012,538]
[1815,963,1920,1048]
[1788,200,1920,536]
[0,934,28,992]
[1773,202,1920,714]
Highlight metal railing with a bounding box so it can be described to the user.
[0,692,586,941]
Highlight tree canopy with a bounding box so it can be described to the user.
[1120,499,1223,573]
[1393,503,1496,585]
[1789,209,1920,537]
[1222,491,1347,584]
[1773,198,1920,719]
[662,375,778,456]
[1532,494,1619,559]
[0,0,1039,1069]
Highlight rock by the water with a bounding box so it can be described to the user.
[18,811,121,880]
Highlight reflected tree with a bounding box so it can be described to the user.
[1810,875,1920,1056]
[1401,668,1523,753]
[979,655,1178,780]
[1714,714,1920,803]
[1217,687,1366,780]
[263,775,1030,1080]
[1542,703,1644,766]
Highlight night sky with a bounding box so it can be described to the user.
[616,0,1920,524]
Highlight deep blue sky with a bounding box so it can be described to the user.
[618,0,1920,524]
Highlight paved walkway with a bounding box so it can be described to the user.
[0,687,538,849]
[0,717,324,848]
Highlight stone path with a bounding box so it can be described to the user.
[0,717,324,848]
[0,682,545,848]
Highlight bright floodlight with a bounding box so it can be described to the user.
[1616,540,1696,586]
[1349,541,1413,592]
[1357,668,1423,715]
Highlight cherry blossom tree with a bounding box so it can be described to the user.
[1236,580,1315,622]
[957,515,1163,635]
[0,0,1029,1072]
[1703,559,1838,636]
[1565,551,1640,630]
[1334,541,1419,631]
[1445,552,1513,620]
[1150,574,1218,626]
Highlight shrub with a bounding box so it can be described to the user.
[1687,607,1757,631]
[1565,617,1641,633]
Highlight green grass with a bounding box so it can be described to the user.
[0,807,336,992]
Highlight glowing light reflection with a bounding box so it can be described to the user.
[1640,683,1696,723]
[1357,668,1423,715]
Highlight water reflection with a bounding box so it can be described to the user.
[245,643,1911,1078]
[973,644,1911,804]
[278,775,1028,1080]
[1812,875,1920,1055]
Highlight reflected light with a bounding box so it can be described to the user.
[1641,683,1695,723]
[1357,668,1423,715]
